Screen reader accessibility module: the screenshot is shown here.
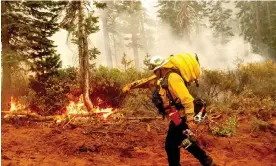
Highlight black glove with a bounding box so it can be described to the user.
[193,98,207,122]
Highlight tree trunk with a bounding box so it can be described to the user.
[111,1,118,68]
[112,34,118,67]
[1,1,12,112]
[130,0,139,70]
[266,2,272,47]
[78,1,94,112]
[140,10,148,54]
[255,2,262,43]
[220,18,224,44]
[132,32,139,70]
[102,11,113,68]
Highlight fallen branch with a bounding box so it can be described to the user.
[3,113,57,121]
[3,112,162,123]
[209,114,222,121]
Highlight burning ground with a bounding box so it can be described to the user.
[2,109,276,166]
[2,67,276,166]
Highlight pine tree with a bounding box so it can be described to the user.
[115,1,142,70]
[143,53,151,70]
[115,1,155,70]
[102,9,113,68]
[157,1,205,40]
[1,1,12,111]
[121,53,133,72]
[207,1,234,43]
[236,1,276,57]
[1,1,66,112]
[60,1,105,112]
[24,1,66,115]
[23,1,64,77]
[263,2,276,57]
[102,1,122,68]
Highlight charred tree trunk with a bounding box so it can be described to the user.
[102,11,113,68]
[1,1,12,112]
[78,1,94,112]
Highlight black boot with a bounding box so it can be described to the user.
[186,143,215,166]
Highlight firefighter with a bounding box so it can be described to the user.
[149,55,216,166]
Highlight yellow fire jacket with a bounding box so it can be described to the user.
[158,72,194,117]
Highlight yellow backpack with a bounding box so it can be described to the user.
[168,52,201,86]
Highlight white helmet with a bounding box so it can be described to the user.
[149,56,169,71]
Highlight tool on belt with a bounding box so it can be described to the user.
[178,129,195,149]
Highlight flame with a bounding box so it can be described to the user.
[9,96,25,113]
[66,96,88,115]
[6,96,114,122]
[65,95,114,119]
[4,96,30,119]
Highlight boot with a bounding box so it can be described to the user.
[186,143,215,166]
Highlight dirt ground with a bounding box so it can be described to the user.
[2,115,276,166]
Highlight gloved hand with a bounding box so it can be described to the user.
[194,112,207,123]
[193,98,207,123]
[122,84,132,93]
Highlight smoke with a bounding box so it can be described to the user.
[52,1,265,70]
[141,1,265,70]
[150,23,264,70]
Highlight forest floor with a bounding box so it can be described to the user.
[2,114,276,166]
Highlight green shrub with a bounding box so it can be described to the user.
[89,66,151,108]
[210,116,238,137]
[236,61,276,99]
[190,61,276,105]
[120,89,157,117]
[189,69,237,103]
[29,67,77,115]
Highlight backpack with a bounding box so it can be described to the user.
[168,53,201,86]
